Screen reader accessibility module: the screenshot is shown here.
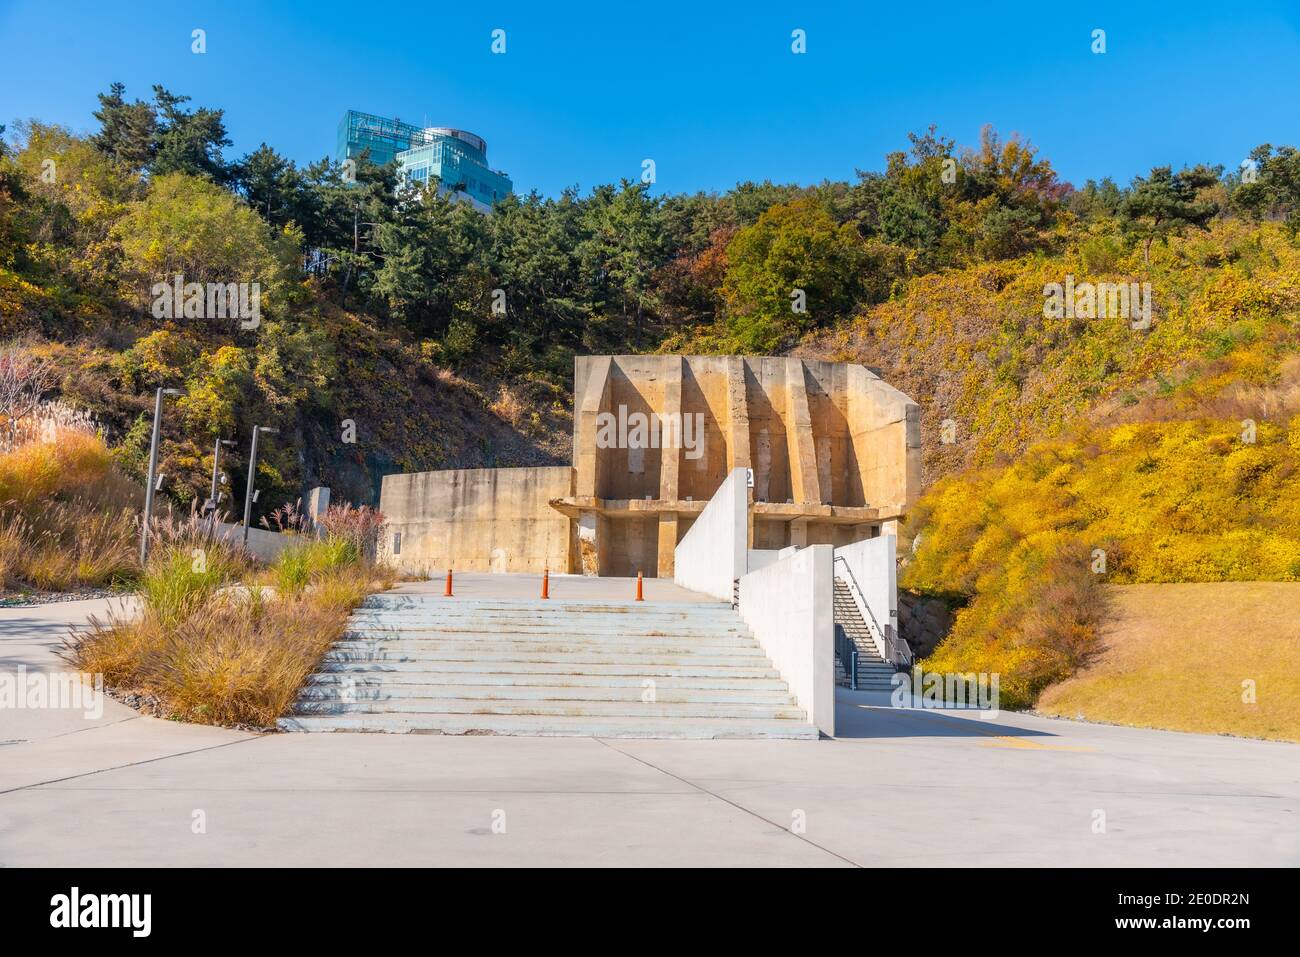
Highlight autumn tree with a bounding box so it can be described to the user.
[722,198,867,352]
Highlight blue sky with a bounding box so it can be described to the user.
[2,0,1299,197]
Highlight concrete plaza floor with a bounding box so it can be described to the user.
[2,595,1297,867]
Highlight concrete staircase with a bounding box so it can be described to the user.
[279,595,819,739]
[833,578,898,691]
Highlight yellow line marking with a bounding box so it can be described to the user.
[979,735,1096,752]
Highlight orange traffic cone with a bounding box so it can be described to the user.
[635,570,644,601]
[444,568,453,597]
[541,567,550,599]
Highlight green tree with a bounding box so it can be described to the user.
[577,181,667,348]
[91,83,156,173]
[1068,177,1125,220]
[148,86,232,183]
[372,186,486,337]
[234,144,316,233]
[1232,144,1300,236]
[91,84,232,182]
[1122,165,1221,263]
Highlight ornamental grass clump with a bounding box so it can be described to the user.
[64,520,392,728]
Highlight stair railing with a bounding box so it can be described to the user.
[832,554,913,671]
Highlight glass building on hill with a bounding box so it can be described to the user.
[336,109,513,213]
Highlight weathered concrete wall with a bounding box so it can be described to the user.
[673,468,747,601]
[568,355,920,574]
[845,364,922,519]
[378,467,574,574]
[738,544,835,736]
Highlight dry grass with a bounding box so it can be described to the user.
[0,505,138,591]
[1036,582,1300,742]
[63,534,394,728]
[66,584,354,726]
[0,426,142,594]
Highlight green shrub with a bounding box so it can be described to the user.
[271,536,360,595]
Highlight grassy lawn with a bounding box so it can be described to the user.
[1035,582,1300,743]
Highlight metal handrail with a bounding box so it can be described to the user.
[832,555,913,670]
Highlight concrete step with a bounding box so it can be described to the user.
[348,613,754,629]
[305,671,792,691]
[291,697,806,720]
[286,591,814,739]
[297,682,797,704]
[342,628,757,646]
[315,660,783,678]
[344,623,754,639]
[356,604,740,617]
[360,598,736,615]
[276,711,820,739]
[322,648,772,667]
[329,638,765,657]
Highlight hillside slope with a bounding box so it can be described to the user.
[801,220,1300,485]
[1036,583,1300,742]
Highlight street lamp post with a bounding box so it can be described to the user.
[207,437,237,517]
[139,387,185,565]
[242,426,279,547]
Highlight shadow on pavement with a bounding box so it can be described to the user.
[832,689,1056,740]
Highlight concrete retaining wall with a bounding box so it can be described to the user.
[378,466,574,575]
[213,521,295,563]
[738,544,834,736]
[673,468,746,601]
[834,534,898,646]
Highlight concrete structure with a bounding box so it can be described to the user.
[336,110,513,212]
[305,486,331,531]
[380,355,921,579]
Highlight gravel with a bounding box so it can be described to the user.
[0,588,132,608]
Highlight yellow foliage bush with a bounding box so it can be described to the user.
[905,415,1300,707]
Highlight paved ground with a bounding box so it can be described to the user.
[2,595,1297,867]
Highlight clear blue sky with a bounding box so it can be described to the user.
[2,0,1298,197]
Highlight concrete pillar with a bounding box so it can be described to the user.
[306,486,330,534]
[789,517,809,548]
[725,355,751,473]
[658,357,682,502]
[784,360,825,505]
[574,356,612,498]
[656,514,678,578]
